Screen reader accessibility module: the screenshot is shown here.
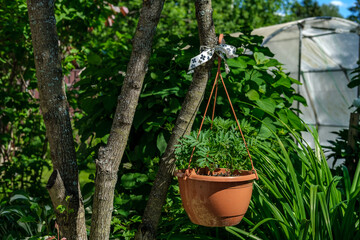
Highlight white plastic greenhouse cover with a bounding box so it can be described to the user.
[251,17,360,152]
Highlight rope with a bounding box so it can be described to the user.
[187,34,257,179]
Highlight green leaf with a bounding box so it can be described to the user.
[18,216,36,223]
[254,52,269,65]
[121,173,148,189]
[87,53,102,65]
[258,117,276,138]
[265,58,282,67]
[256,98,276,113]
[117,209,130,217]
[351,161,360,193]
[277,109,288,124]
[246,89,260,101]
[157,132,167,155]
[120,174,136,189]
[130,194,143,201]
[75,12,85,20]
[56,205,66,213]
[136,173,148,184]
[342,166,351,201]
[227,57,247,68]
[310,185,318,240]
[150,72,158,79]
[286,110,304,130]
[318,192,333,240]
[348,79,360,88]
[226,226,263,240]
[245,70,264,85]
[272,77,291,88]
[293,94,307,106]
[10,193,29,203]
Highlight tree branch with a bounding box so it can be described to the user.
[135,1,217,239]
[27,0,87,239]
[89,0,165,239]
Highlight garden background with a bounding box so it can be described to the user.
[1,0,360,239]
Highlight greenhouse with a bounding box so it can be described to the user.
[252,17,360,151]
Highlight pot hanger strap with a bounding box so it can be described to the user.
[187,34,257,180]
[187,43,238,74]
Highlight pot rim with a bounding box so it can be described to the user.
[174,168,257,182]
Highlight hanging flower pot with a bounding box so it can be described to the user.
[174,168,257,227]
[174,34,258,227]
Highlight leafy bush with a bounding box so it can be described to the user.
[326,129,359,168]
[216,33,306,137]
[0,0,50,197]
[0,191,55,239]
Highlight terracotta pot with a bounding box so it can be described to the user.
[174,168,257,227]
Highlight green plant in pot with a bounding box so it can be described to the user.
[174,34,258,227]
[174,116,258,227]
[175,117,254,174]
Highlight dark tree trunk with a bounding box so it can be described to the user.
[27,1,87,239]
[135,1,217,239]
[89,0,165,239]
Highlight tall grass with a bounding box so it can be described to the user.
[226,125,360,240]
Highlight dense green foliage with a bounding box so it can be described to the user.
[326,129,359,170]
[0,191,55,239]
[0,0,49,197]
[226,123,360,240]
[175,117,255,171]
[1,0,359,239]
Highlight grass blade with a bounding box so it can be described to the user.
[351,160,360,193]
[310,185,318,240]
[226,226,263,240]
[318,192,333,240]
[342,166,351,202]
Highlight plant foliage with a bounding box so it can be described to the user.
[0,191,55,239]
[2,0,358,239]
[226,122,360,240]
[175,117,254,171]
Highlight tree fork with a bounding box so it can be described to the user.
[135,1,217,239]
[27,0,87,239]
[89,0,165,239]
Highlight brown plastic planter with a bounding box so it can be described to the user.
[174,168,257,227]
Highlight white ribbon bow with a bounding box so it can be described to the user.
[188,43,238,74]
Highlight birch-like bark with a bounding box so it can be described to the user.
[27,1,87,239]
[135,1,217,239]
[89,1,165,239]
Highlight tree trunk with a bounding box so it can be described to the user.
[89,1,165,239]
[27,1,87,239]
[135,1,217,239]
